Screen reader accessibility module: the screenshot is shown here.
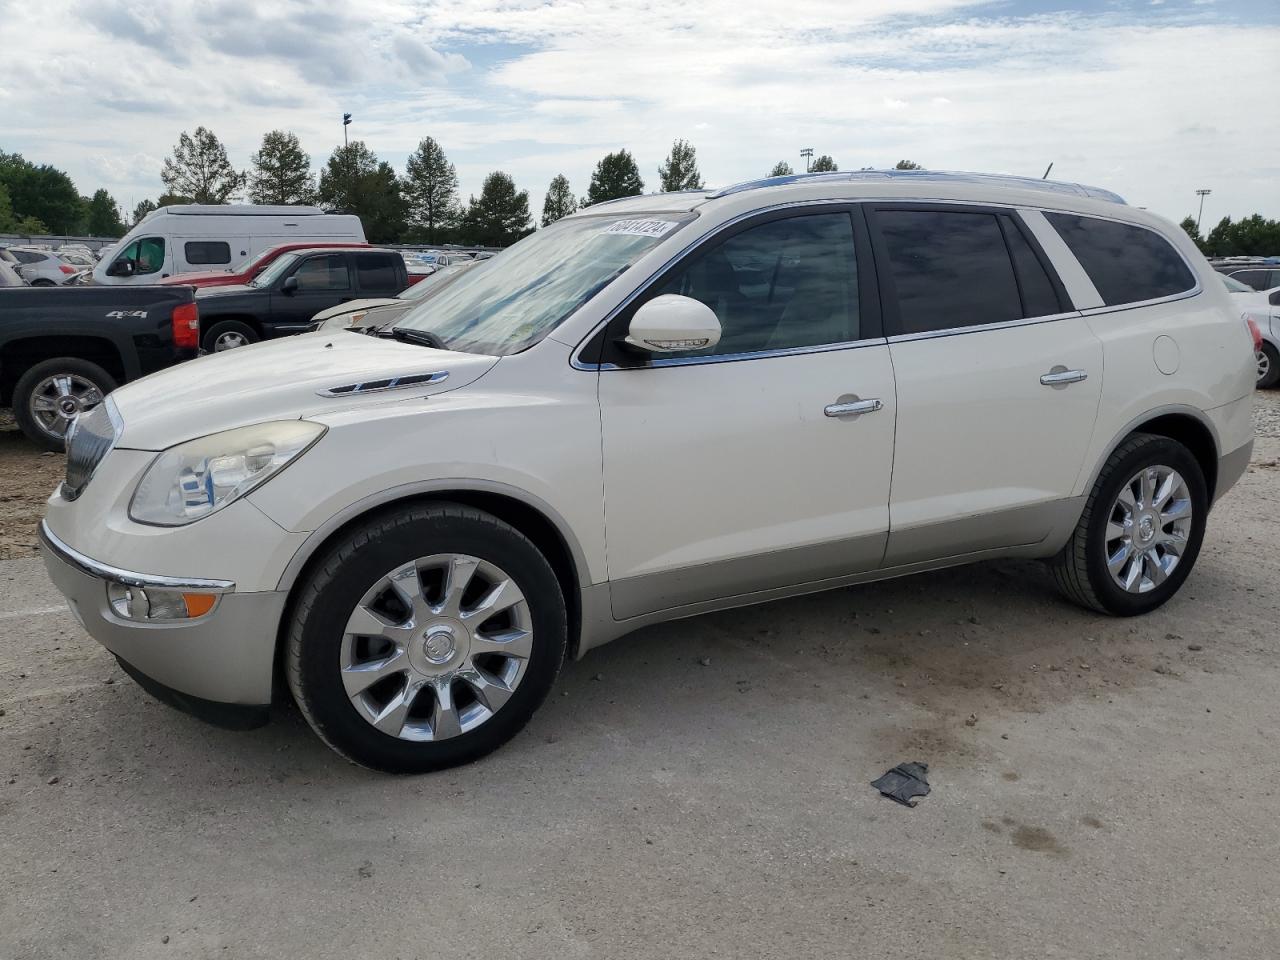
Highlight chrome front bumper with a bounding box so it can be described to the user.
[39,521,286,721]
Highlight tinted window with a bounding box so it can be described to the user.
[12,250,43,264]
[654,212,860,357]
[355,253,399,291]
[134,237,165,275]
[1229,270,1269,291]
[293,254,350,291]
[1046,213,1195,306]
[1000,218,1062,317]
[184,241,230,265]
[876,210,1021,334]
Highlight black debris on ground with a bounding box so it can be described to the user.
[871,762,931,808]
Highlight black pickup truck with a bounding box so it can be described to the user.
[194,246,410,352]
[0,285,199,450]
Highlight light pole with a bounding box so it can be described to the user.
[800,147,813,173]
[342,113,353,210]
[1195,189,1211,232]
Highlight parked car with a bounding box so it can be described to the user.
[1212,259,1280,291]
[310,262,479,333]
[1231,284,1280,388]
[57,250,98,273]
[0,284,199,448]
[0,260,27,287]
[158,240,373,290]
[40,171,1254,773]
[94,205,366,286]
[194,247,410,351]
[7,248,81,286]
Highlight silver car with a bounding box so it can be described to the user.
[7,248,81,286]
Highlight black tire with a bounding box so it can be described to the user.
[202,319,258,353]
[286,502,568,774]
[1049,433,1207,616]
[1257,343,1280,389]
[12,357,117,452]
[29,278,55,287]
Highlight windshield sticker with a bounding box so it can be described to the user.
[601,219,679,238]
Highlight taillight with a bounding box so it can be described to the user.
[59,264,77,274]
[172,302,199,350]
[1246,316,1263,353]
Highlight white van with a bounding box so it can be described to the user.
[93,205,366,285]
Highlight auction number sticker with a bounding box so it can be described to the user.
[601,219,679,238]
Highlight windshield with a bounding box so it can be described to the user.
[1221,274,1253,293]
[400,263,476,300]
[236,246,281,275]
[395,213,695,354]
[251,253,300,288]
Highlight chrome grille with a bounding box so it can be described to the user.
[62,401,117,501]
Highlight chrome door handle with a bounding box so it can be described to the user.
[1040,368,1088,386]
[824,398,883,417]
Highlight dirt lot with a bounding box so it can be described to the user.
[0,412,64,560]
[2,398,1279,959]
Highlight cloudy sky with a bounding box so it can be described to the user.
[0,0,1277,227]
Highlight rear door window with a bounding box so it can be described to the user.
[873,209,1023,334]
[184,241,231,265]
[1045,213,1195,306]
[355,252,400,292]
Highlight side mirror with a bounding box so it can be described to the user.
[281,275,299,295]
[107,258,136,278]
[625,294,722,353]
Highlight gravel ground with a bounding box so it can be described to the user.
[0,412,63,561]
[1,396,1279,959]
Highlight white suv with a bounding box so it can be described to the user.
[40,171,1255,773]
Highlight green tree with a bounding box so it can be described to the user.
[161,127,246,204]
[317,141,408,243]
[460,171,532,247]
[894,159,923,170]
[249,130,315,205]
[0,183,48,233]
[769,161,794,177]
[157,193,190,207]
[1204,217,1238,257]
[85,189,125,236]
[133,199,158,224]
[541,174,577,226]
[0,151,84,233]
[658,139,703,192]
[403,137,459,244]
[584,149,644,206]
[810,155,838,172]
[1179,216,1205,252]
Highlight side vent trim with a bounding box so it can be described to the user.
[317,370,449,398]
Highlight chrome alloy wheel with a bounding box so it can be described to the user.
[1257,349,1271,384]
[340,554,533,741]
[28,373,104,439]
[213,330,249,351]
[1104,465,1193,594]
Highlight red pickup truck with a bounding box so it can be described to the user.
[157,241,376,289]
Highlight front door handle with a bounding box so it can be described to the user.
[1040,368,1088,386]
[824,398,883,418]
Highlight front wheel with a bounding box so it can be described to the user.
[286,503,568,773]
[12,358,117,451]
[1050,433,1208,616]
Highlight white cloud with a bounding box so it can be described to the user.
[0,0,1275,226]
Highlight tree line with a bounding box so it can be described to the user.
[1180,215,1280,258]
[1,151,128,236]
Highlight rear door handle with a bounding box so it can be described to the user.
[824,398,883,417]
[1040,368,1088,386]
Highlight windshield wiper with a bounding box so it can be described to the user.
[388,326,448,350]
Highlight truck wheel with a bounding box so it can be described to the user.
[203,320,258,353]
[287,502,568,773]
[1049,433,1207,617]
[13,358,117,452]
[1256,343,1280,389]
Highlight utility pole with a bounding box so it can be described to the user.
[800,148,813,173]
[1195,189,1211,232]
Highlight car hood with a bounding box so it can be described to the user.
[110,331,499,450]
[196,283,259,298]
[311,297,402,322]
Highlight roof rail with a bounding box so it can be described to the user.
[707,170,1126,205]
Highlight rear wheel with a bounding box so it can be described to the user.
[287,502,567,773]
[1256,343,1279,389]
[1050,433,1207,616]
[202,319,258,353]
[12,358,116,451]
[30,278,55,287]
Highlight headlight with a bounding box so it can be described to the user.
[129,420,326,526]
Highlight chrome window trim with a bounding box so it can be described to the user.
[593,336,889,371]
[39,521,237,594]
[885,310,1083,345]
